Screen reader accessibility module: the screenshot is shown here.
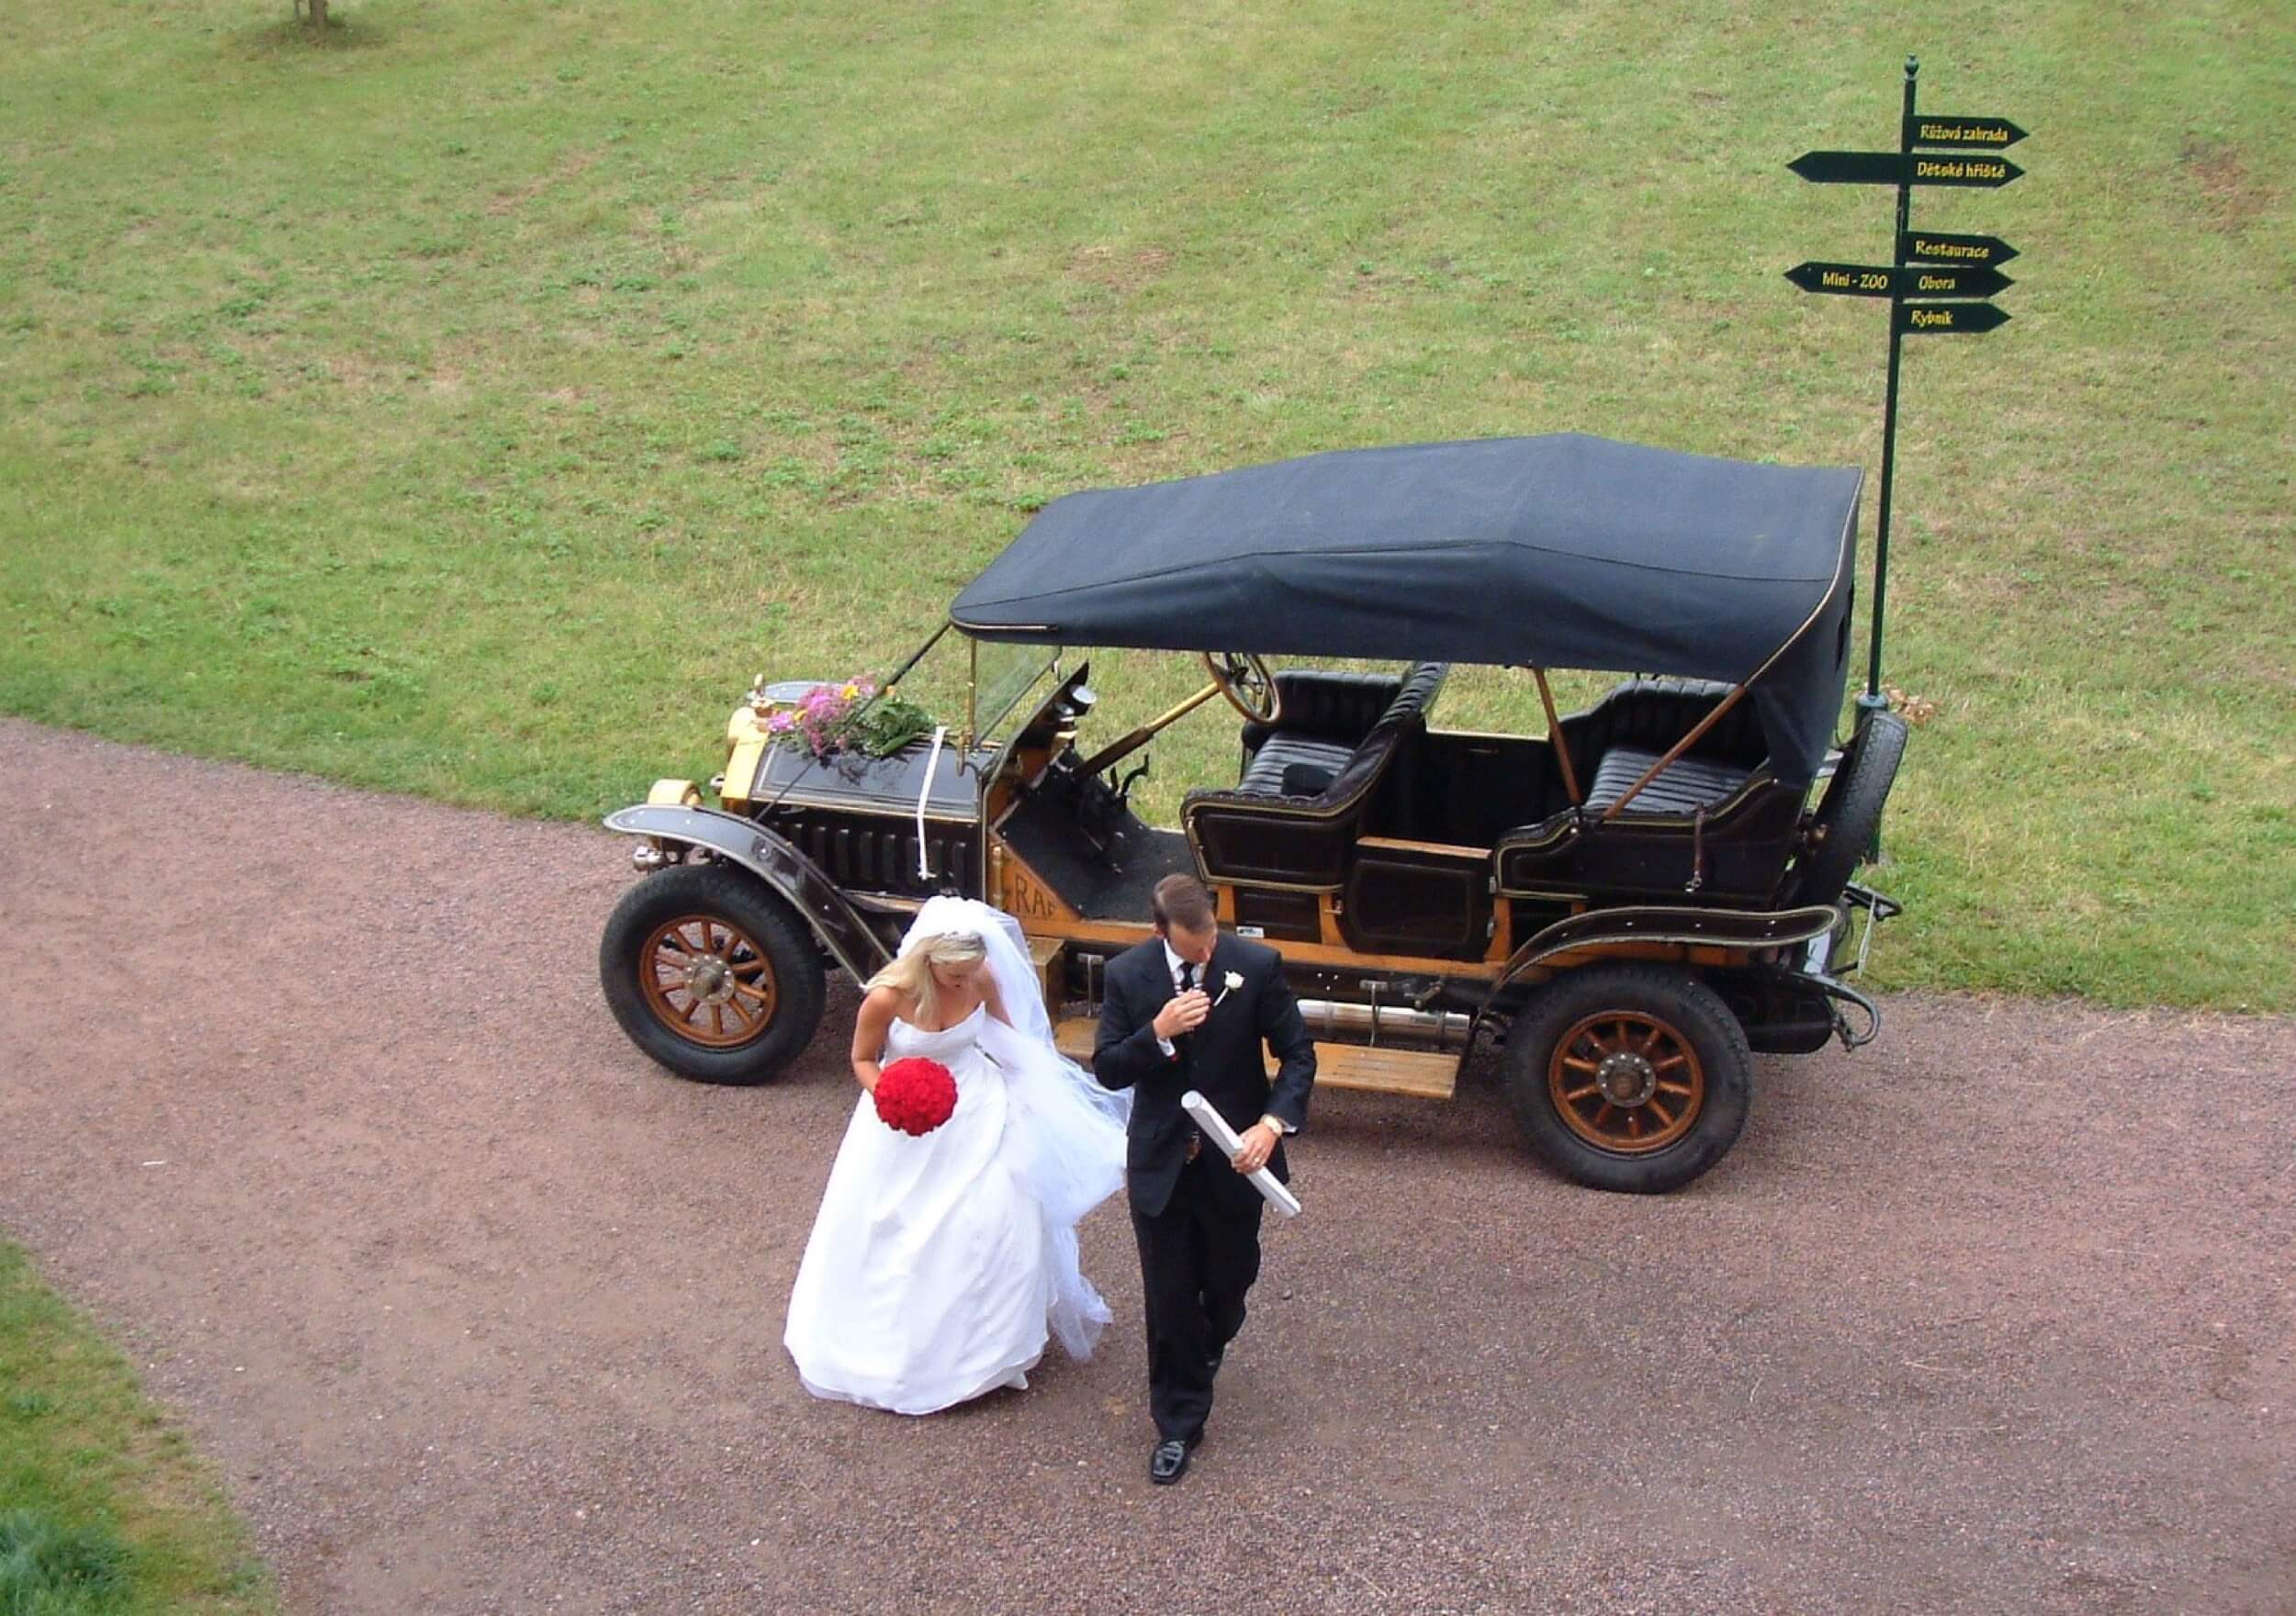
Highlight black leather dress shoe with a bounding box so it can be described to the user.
[1207,1343,1225,1375]
[1150,1439,1190,1485]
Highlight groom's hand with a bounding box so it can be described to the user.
[1232,1122,1280,1174]
[1152,990,1210,1042]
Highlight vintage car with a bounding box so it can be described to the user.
[598,433,1908,1192]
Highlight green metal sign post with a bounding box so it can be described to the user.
[1787,57,2028,717]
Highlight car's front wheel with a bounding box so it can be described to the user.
[599,863,826,1085]
[1503,963,1752,1193]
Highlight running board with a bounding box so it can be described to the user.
[1052,1018,1458,1102]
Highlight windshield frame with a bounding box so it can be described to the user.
[967,635,1064,746]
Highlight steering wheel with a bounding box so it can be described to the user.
[1201,651,1282,724]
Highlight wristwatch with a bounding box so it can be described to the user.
[1259,1114,1291,1138]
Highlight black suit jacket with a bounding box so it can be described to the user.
[1092,934,1316,1218]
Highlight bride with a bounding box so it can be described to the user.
[782,897,1131,1414]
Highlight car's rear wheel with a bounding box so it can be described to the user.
[600,864,826,1085]
[1503,964,1751,1193]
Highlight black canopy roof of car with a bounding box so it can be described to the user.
[949,432,1863,785]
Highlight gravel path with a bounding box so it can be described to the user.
[2,715,2290,1615]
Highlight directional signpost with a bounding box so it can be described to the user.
[1789,151,2024,188]
[1900,230,2018,267]
[1896,301,2011,335]
[1787,57,2027,720]
[1787,150,1908,186]
[1905,115,2027,151]
[1894,264,2012,299]
[1784,262,2013,299]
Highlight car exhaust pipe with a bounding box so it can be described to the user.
[1294,997,1472,1051]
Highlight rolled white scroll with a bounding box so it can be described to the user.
[1180,1091,1302,1218]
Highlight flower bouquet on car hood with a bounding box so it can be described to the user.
[755,675,938,759]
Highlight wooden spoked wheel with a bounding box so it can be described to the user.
[1547,1010,1704,1154]
[602,865,826,1085]
[1505,964,1749,1192]
[638,914,779,1049]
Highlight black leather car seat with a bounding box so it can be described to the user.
[1230,661,1448,799]
[1581,746,1756,815]
[1184,663,1449,889]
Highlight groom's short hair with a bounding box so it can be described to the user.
[1151,873,1216,936]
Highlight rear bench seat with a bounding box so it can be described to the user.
[1582,746,1755,815]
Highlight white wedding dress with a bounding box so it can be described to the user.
[782,899,1129,1415]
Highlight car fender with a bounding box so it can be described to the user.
[602,804,895,983]
[1495,902,1843,992]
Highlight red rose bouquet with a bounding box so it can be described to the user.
[873,1057,958,1136]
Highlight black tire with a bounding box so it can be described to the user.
[1785,709,1909,907]
[599,863,827,1085]
[1503,964,1753,1194]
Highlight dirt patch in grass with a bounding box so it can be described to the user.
[485,148,602,218]
[1066,244,1176,292]
[2178,138,2279,232]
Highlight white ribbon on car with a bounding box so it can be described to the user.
[915,724,948,880]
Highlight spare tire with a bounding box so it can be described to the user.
[1784,709,1909,907]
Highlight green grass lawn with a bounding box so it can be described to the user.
[0,1244,273,1615]
[2,0,2290,1007]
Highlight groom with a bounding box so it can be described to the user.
[1094,873,1315,1485]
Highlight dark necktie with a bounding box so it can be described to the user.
[1175,960,1202,1156]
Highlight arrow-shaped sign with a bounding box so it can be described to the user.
[1790,150,2023,188]
[1896,302,2011,334]
[1900,230,2020,267]
[1784,262,1894,297]
[1784,261,1896,297]
[1786,262,2014,299]
[1898,264,2013,297]
[1906,114,2028,150]
[1908,152,2022,187]
[1788,150,1905,185]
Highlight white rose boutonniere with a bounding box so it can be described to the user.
[1211,970,1245,1008]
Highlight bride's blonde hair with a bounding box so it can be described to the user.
[865,929,988,1027]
